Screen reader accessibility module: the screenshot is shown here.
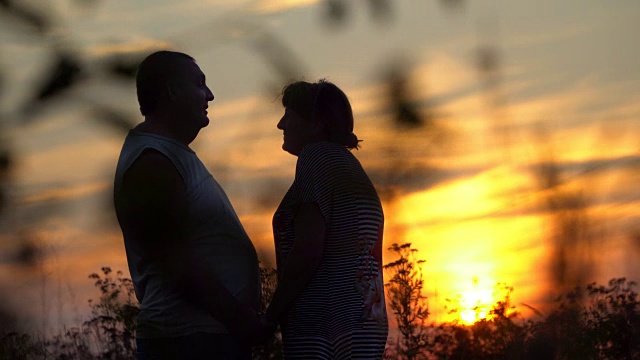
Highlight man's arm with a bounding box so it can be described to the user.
[265,202,326,324]
[118,149,263,339]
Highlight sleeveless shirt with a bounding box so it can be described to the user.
[114,130,260,338]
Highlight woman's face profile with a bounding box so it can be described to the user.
[277,107,320,156]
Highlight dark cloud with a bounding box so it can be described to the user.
[367,162,488,195]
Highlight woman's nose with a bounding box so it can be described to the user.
[277,117,285,130]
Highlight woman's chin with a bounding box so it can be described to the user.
[282,144,299,156]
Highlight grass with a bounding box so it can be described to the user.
[1,249,639,359]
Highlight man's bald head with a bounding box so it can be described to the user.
[136,50,195,116]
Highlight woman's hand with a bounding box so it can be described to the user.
[232,306,277,345]
[251,315,278,345]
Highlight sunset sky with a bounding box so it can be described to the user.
[0,0,639,332]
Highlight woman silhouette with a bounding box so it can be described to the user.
[266,80,388,359]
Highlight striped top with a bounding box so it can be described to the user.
[273,141,388,359]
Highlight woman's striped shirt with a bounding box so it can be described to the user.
[273,141,388,359]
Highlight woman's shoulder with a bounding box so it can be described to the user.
[295,142,350,181]
[301,140,340,152]
[299,141,350,163]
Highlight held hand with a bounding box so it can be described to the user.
[252,315,277,345]
[232,306,277,345]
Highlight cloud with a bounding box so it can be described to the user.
[250,0,320,14]
[367,161,488,195]
[19,181,110,205]
[505,23,591,49]
[85,37,174,58]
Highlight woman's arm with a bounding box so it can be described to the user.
[265,201,327,324]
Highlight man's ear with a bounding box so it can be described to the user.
[165,81,178,101]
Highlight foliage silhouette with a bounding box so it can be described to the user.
[537,278,640,360]
[252,264,284,360]
[0,0,50,33]
[32,53,84,105]
[0,266,137,359]
[0,264,285,359]
[84,267,138,359]
[381,242,640,360]
[383,242,433,359]
[1,258,639,359]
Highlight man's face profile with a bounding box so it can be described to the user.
[167,59,215,140]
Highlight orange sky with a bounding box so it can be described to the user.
[0,0,639,332]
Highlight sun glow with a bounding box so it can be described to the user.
[457,284,494,325]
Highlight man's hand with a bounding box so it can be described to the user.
[230,306,277,345]
[253,315,278,345]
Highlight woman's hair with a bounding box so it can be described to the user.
[136,50,194,116]
[281,79,361,150]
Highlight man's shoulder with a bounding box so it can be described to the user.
[129,148,175,175]
[122,149,185,194]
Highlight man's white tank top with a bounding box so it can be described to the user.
[114,130,261,338]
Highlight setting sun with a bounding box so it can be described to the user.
[444,278,497,325]
[458,288,493,324]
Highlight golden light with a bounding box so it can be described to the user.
[387,166,544,325]
[251,0,320,13]
[456,282,494,325]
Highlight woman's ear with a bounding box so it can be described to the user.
[311,117,329,138]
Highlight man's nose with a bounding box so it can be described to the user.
[277,117,285,130]
[206,87,214,101]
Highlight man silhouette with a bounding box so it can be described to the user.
[114,50,265,359]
